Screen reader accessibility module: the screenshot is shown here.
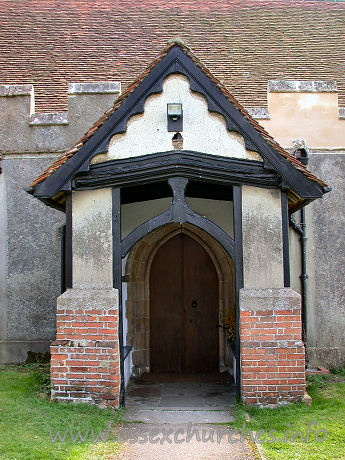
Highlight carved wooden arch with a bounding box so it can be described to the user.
[123,222,235,376]
[121,177,235,260]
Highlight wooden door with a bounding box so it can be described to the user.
[150,233,219,373]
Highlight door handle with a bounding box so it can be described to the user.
[191,300,198,308]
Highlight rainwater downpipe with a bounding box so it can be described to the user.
[289,145,309,364]
[300,206,307,348]
[290,211,307,351]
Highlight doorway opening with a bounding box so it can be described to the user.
[123,224,236,418]
[123,223,236,384]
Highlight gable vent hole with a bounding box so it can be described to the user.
[172,132,183,150]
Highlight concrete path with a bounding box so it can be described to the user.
[124,409,234,424]
[114,423,256,460]
[113,374,256,459]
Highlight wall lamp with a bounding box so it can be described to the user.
[167,103,183,132]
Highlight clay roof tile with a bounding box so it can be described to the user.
[29,40,328,191]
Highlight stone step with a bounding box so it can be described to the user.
[123,409,235,424]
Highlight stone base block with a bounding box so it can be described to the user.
[240,288,306,406]
[50,288,120,407]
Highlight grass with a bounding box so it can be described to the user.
[229,370,345,460]
[330,365,345,377]
[1,364,344,459]
[0,365,123,460]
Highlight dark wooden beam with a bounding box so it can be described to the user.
[112,188,125,407]
[73,151,280,191]
[233,185,243,400]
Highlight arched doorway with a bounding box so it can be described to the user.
[150,233,219,373]
[124,223,236,379]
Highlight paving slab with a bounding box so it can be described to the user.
[123,409,234,423]
[124,374,236,423]
[114,423,256,459]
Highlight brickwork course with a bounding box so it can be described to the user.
[240,308,305,405]
[0,0,344,113]
[51,307,120,406]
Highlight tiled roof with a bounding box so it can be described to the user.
[30,40,328,191]
[0,1,344,112]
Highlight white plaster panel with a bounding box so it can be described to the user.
[92,74,262,163]
[121,197,233,239]
[122,253,134,386]
[186,198,234,238]
[124,351,133,388]
[242,186,284,289]
[289,226,302,295]
[72,188,113,289]
[121,198,171,239]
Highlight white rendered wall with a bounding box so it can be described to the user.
[122,254,133,387]
[72,188,113,289]
[242,186,284,289]
[187,198,234,239]
[289,226,302,295]
[91,74,262,163]
[121,198,171,239]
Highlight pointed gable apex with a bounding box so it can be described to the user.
[29,40,329,207]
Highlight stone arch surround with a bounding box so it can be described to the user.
[124,222,236,377]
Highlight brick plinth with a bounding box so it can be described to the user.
[240,288,306,406]
[50,289,120,407]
